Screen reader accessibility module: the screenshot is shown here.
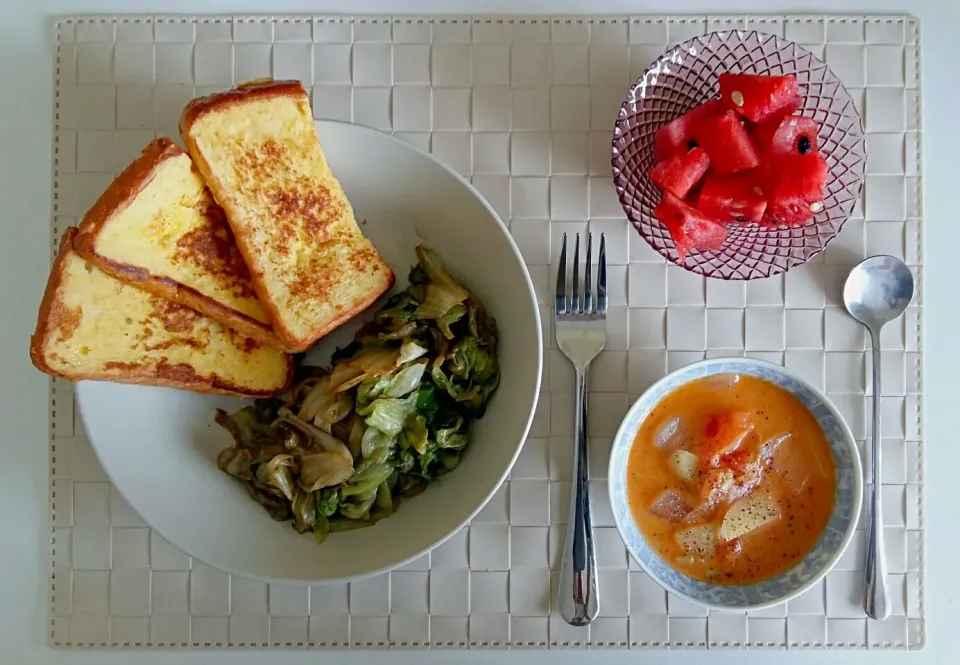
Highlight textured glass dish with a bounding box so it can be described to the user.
[608,358,863,610]
[612,31,866,280]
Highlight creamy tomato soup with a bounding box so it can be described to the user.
[626,373,836,585]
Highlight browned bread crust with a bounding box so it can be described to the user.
[72,138,289,351]
[30,228,294,397]
[29,228,79,379]
[180,79,307,128]
[179,80,395,352]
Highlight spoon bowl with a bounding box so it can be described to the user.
[843,256,914,333]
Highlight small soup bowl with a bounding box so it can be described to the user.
[608,357,862,611]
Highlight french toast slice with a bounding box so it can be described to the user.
[73,137,287,351]
[31,228,293,397]
[179,79,395,352]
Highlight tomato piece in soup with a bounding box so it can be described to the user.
[720,448,754,475]
[698,410,756,465]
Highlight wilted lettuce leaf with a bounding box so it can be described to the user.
[243,482,290,521]
[415,284,469,329]
[430,364,460,400]
[449,337,488,379]
[461,373,502,418]
[362,393,418,437]
[428,337,501,419]
[416,440,439,480]
[432,303,464,339]
[217,447,254,480]
[413,247,471,328]
[341,462,394,497]
[426,327,451,367]
[313,515,330,544]
[255,454,296,501]
[384,362,426,398]
[315,487,340,518]
[436,425,468,451]
[339,488,377,519]
[215,400,280,449]
[408,264,429,285]
[404,414,430,455]
[356,375,391,409]
[329,516,385,532]
[398,449,416,474]
[299,377,352,425]
[415,246,469,300]
[328,347,402,393]
[292,490,317,533]
[373,481,393,516]
[375,291,420,322]
[415,378,439,417]
[398,339,428,366]
[438,450,461,472]
[468,301,498,347]
[360,426,395,463]
[347,415,365,459]
[298,448,354,492]
[378,321,418,340]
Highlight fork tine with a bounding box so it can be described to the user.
[584,233,593,314]
[597,233,607,315]
[571,233,581,313]
[556,233,568,314]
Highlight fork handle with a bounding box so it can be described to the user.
[558,368,599,626]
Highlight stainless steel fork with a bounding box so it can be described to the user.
[555,232,607,627]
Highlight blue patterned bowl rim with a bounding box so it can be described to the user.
[607,357,863,611]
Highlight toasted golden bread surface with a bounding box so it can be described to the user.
[73,138,287,350]
[31,229,293,396]
[180,80,395,352]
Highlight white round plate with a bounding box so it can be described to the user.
[76,121,542,584]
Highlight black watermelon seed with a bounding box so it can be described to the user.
[687,140,699,150]
[798,135,812,155]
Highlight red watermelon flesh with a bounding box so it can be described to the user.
[653,99,724,163]
[781,93,804,116]
[752,115,819,156]
[762,153,829,227]
[654,191,729,261]
[695,111,760,174]
[719,73,801,123]
[696,172,768,223]
[649,147,711,199]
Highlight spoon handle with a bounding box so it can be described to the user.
[864,330,891,620]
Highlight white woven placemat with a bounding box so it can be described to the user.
[47,13,923,650]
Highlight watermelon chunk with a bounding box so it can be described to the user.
[696,172,768,223]
[649,147,711,199]
[719,73,801,123]
[752,115,819,156]
[694,111,760,174]
[654,191,729,261]
[781,93,804,116]
[653,99,724,163]
[762,154,829,227]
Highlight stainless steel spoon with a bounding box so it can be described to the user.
[842,255,915,620]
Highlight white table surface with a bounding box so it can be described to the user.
[1,0,956,662]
